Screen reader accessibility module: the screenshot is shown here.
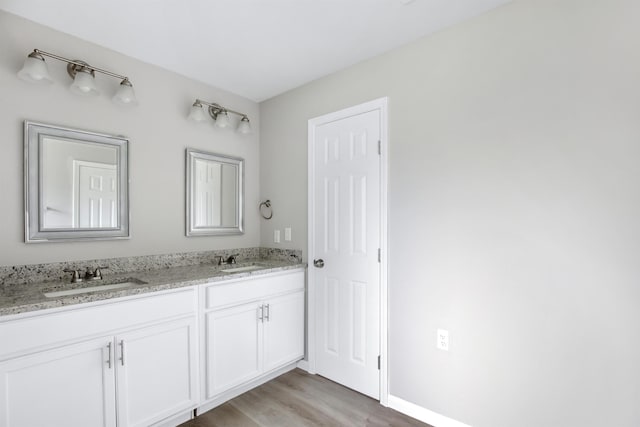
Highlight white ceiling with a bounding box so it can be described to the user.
[0,0,511,102]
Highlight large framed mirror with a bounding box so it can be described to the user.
[24,121,130,243]
[186,148,244,236]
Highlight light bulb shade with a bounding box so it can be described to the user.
[112,79,138,106]
[215,111,231,129]
[69,69,100,97]
[17,53,54,85]
[237,117,252,134]
[188,103,207,122]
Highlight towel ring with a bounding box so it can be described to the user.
[259,200,273,220]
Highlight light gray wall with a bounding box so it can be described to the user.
[259,0,640,426]
[0,11,260,267]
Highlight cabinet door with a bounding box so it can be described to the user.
[205,302,263,398]
[0,337,116,427]
[263,291,305,372]
[115,317,198,427]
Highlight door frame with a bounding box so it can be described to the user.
[306,97,389,405]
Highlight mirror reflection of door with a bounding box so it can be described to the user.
[194,158,221,227]
[41,135,119,230]
[193,159,238,228]
[73,161,118,228]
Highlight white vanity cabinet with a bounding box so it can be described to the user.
[201,270,305,406]
[263,291,305,372]
[0,336,117,427]
[115,316,198,427]
[0,287,199,427]
[205,301,263,396]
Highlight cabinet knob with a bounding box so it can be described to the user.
[313,259,325,268]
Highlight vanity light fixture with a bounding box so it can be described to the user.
[18,49,138,106]
[188,99,252,135]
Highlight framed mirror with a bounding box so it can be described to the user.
[186,148,244,236]
[24,121,130,243]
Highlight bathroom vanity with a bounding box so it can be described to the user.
[0,260,305,427]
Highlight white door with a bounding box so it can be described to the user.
[115,318,198,427]
[0,337,116,427]
[205,302,263,398]
[74,161,118,228]
[310,101,384,399]
[193,158,223,227]
[263,291,305,372]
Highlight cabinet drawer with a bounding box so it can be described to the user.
[205,270,304,310]
[0,287,197,360]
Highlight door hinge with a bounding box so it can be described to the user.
[377,355,381,370]
[378,140,381,155]
[377,248,381,263]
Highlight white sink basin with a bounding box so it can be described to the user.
[220,264,266,273]
[44,281,145,298]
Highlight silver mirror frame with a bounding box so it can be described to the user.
[186,148,244,236]
[24,121,130,243]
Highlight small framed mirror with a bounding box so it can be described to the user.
[186,148,244,236]
[24,121,130,243]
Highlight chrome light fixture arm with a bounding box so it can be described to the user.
[31,49,130,82]
[193,99,245,119]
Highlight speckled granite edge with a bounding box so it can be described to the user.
[0,260,307,317]
[0,247,301,288]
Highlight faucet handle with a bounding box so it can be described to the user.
[226,254,239,264]
[93,266,109,280]
[215,256,223,266]
[289,254,301,263]
[63,269,82,283]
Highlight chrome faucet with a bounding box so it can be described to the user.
[90,266,108,280]
[63,268,83,283]
[215,255,238,265]
[63,266,108,283]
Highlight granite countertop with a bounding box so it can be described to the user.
[0,259,306,317]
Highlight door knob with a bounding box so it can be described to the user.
[313,259,325,268]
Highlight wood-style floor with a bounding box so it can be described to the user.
[180,369,430,427]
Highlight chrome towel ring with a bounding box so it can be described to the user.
[259,200,273,220]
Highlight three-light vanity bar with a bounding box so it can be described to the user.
[188,99,252,135]
[18,49,138,106]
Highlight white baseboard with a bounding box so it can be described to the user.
[296,359,310,372]
[387,395,472,427]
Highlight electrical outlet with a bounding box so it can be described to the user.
[437,329,449,351]
[274,229,281,243]
[284,227,292,241]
